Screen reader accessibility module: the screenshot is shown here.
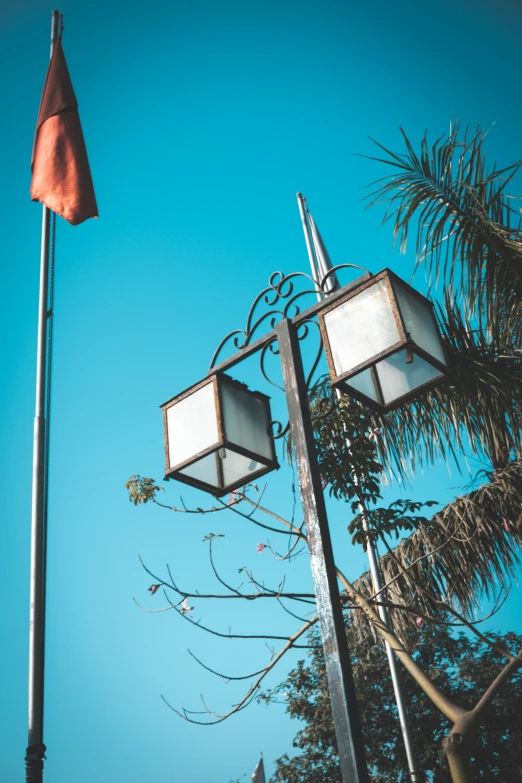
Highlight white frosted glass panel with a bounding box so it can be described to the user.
[167,382,219,468]
[179,452,219,487]
[375,350,444,406]
[346,368,379,402]
[220,449,264,488]
[220,382,273,460]
[393,282,447,367]
[324,280,400,375]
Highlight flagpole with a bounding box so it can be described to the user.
[26,11,60,783]
[296,193,421,782]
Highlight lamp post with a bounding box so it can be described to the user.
[161,265,448,783]
[297,193,445,782]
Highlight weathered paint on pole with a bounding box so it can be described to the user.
[275,317,369,783]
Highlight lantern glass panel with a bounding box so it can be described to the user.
[348,368,379,403]
[220,449,267,487]
[323,279,400,376]
[167,382,218,467]
[375,349,444,406]
[179,452,219,486]
[393,281,446,366]
[220,381,273,461]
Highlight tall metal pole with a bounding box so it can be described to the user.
[276,318,369,783]
[26,11,60,783]
[364,525,421,781]
[296,192,422,781]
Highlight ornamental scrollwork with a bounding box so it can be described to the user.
[209,264,367,373]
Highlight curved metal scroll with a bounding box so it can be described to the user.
[209,264,368,371]
[269,420,290,440]
[311,387,337,420]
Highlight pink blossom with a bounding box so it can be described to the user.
[181,597,194,615]
[256,543,266,553]
[368,428,383,442]
[148,584,161,595]
[503,518,511,533]
[228,492,238,506]
[321,477,328,489]
[415,616,424,628]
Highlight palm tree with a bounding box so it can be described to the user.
[321,123,522,782]
[363,123,522,344]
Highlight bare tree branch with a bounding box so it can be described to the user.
[161,615,319,725]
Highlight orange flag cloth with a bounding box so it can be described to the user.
[30,35,98,225]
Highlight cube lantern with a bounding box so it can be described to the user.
[161,374,279,496]
[318,269,448,411]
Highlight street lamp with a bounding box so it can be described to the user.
[161,266,448,783]
[319,269,448,411]
[161,374,278,496]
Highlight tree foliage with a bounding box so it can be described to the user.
[264,625,522,783]
[350,461,522,642]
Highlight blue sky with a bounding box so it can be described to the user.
[2,1,522,781]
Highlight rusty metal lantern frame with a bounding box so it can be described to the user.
[318,269,448,412]
[161,373,279,497]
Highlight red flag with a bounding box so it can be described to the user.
[30,34,98,226]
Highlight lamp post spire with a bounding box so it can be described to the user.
[296,192,322,299]
[296,192,338,300]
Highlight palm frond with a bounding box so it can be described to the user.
[362,123,522,340]
[370,291,522,474]
[315,305,522,483]
[351,461,522,645]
